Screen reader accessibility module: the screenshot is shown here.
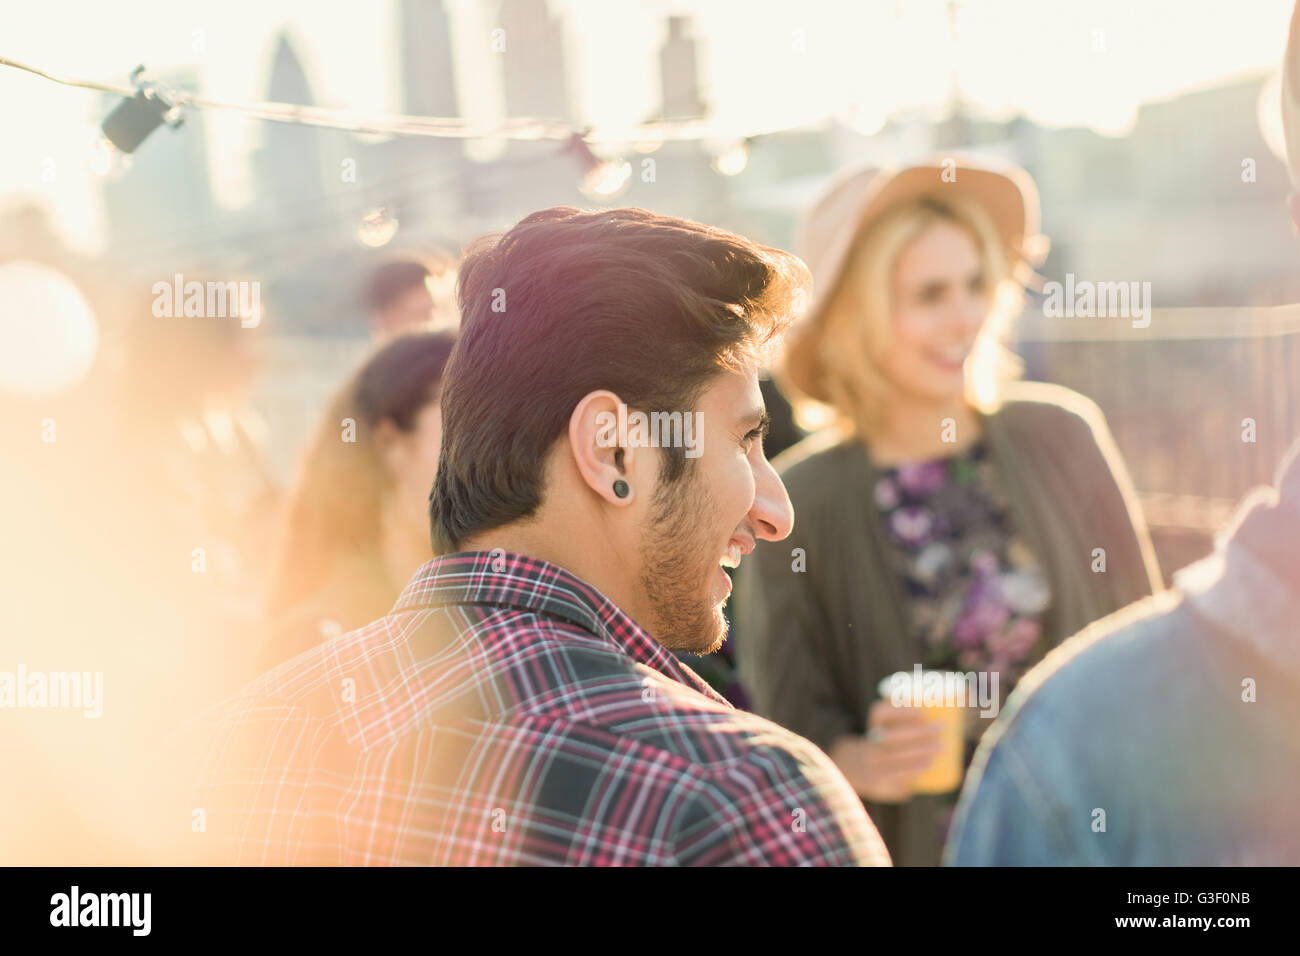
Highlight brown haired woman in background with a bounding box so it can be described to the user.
[255,330,456,676]
[734,157,1162,866]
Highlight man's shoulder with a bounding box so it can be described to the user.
[946,593,1194,863]
[188,608,887,864]
[222,607,641,741]
[586,694,886,863]
[208,606,829,764]
[971,588,1224,809]
[994,590,1192,737]
[480,626,852,793]
[955,577,1300,864]
[606,673,836,772]
[231,609,448,727]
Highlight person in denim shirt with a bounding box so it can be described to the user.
[944,442,1300,865]
[945,5,1300,866]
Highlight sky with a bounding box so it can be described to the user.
[1,0,1295,251]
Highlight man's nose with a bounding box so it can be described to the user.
[750,456,794,542]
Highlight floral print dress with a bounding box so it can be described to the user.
[873,439,1052,843]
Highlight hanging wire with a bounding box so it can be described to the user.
[0,53,815,270]
[0,55,138,97]
[0,54,795,146]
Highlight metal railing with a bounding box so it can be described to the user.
[1015,305,1299,576]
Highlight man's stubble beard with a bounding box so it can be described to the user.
[637,464,728,656]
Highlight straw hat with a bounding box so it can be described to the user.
[783,154,1047,405]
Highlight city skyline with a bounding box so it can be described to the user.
[1,0,1296,251]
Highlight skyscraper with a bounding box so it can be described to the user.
[400,0,459,118]
[499,0,572,122]
[253,32,325,210]
[659,16,704,120]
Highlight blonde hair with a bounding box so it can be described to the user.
[785,194,1023,439]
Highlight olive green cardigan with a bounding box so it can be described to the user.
[732,382,1162,866]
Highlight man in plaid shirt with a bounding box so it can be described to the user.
[189,207,889,866]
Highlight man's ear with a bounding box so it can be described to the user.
[1289,192,1300,235]
[569,390,638,506]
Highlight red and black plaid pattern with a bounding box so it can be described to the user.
[189,551,890,865]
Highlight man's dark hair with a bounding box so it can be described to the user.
[429,206,807,555]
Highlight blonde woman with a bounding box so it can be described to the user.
[733,157,1162,866]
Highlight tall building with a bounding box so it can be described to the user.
[499,0,572,121]
[253,33,326,212]
[461,0,582,230]
[400,0,459,118]
[389,0,464,234]
[659,16,704,120]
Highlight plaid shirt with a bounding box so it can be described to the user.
[189,551,889,865]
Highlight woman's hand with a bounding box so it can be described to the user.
[830,701,945,803]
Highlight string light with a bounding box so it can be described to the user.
[0,261,99,396]
[0,55,804,151]
[356,207,399,248]
[567,133,633,201]
[0,54,836,204]
[710,139,750,176]
[584,159,632,199]
[845,100,888,137]
[99,66,184,152]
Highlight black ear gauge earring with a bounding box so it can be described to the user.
[613,479,629,499]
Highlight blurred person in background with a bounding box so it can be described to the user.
[0,271,274,862]
[111,283,279,630]
[256,329,455,676]
[944,4,1300,865]
[0,256,128,864]
[734,157,1162,865]
[365,252,455,340]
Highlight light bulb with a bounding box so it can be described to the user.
[580,159,631,200]
[0,261,99,396]
[357,207,399,248]
[711,141,749,176]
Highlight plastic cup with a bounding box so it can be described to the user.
[876,669,967,794]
